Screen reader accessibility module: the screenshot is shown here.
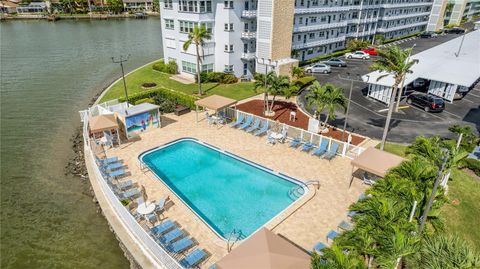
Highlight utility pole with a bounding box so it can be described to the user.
[112,55,130,112]
[338,73,364,142]
[419,149,449,234]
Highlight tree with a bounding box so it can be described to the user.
[306,81,347,131]
[370,46,418,150]
[291,66,305,80]
[182,25,212,96]
[152,0,159,12]
[254,71,275,115]
[346,39,370,51]
[266,74,290,114]
[311,244,367,269]
[448,124,480,152]
[107,0,123,13]
[407,235,480,269]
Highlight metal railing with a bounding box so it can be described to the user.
[241,31,256,39]
[241,10,257,18]
[80,112,184,269]
[292,36,346,50]
[227,108,365,160]
[376,21,428,32]
[293,22,348,33]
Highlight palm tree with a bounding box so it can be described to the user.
[254,71,275,115]
[266,74,290,114]
[182,25,212,96]
[375,226,420,269]
[291,66,305,80]
[311,244,367,269]
[370,46,418,150]
[306,81,347,131]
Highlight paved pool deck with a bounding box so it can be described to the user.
[104,112,369,268]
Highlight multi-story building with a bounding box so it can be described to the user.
[428,0,479,31]
[160,0,433,77]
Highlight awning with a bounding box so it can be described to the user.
[195,95,237,112]
[89,114,119,133]
[351,147,405,177]
[216,228,310,269]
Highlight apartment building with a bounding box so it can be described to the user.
[160,0,432,77]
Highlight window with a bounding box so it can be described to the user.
[179,0,212,13]
[224,65,234,73]
[319,31,324,37]
[224,44,234,52]
[299,17,303,24]
[224,23,234,31]
[202,63,214,72]
[199,0,212,12]
[200,22,213,33]
[243,63,248,76]
[165,0,173,8]
[224,0,233,8]
[309,33,315,39]
[165,19,174,30]
[179,21,212,34]
[309,16,317,23]
[307,49,314,55]
[182,61,196,74]
[320,16,326,22]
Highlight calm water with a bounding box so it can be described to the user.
[141,139,301,238]
[1,18,163,268]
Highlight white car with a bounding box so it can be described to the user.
[344,51,370,60]
[305,63,331,74]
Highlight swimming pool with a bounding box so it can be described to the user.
[139,138,306,239]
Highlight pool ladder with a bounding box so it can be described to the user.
[226,229,244,252]
[288,180,320,198]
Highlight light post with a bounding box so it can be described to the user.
[338,73,364,142]
[112,55,130,111]
[255,57,278,115]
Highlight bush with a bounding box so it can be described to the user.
[118,87,198,109]
[152,60,177,74]
[207,72,225,82]
[134,97,155,105]
[346,39,370,51]
[157,99,176,113]
[292,76,316,89]
[461,158,480,176]
[220,73,238,84]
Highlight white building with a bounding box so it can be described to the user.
[160,0,434,77]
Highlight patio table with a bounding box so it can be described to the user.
[137,202,156,215]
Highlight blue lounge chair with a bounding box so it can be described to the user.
[166,237,194,253]
[312,140,329,156]
[326,230,338,241]
[229,114,244,127]
[289,137,302,148]
[238,116,253,130]
[254,121,269,136]
[179,249,207,268]
[338,220,353,231]
[313,242,327,253]
[267,132,276,145]
[245,118,261,133]
[96,156,119,165]
[116,179,134,190]
[119,188,140,199]
[102,162,124,171]
[323,143,339,160]
[158,228,185,245]
[155,197,167,214]
[301,141,314,152]
[151,219,176,236]
[347,210,357,218]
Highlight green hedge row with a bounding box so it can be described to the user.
[382,32,420,44]
[461,158,480,176]
[196,71,238,84]
[152,60,178,74]
[119,88,198,109]
[300,49,350,66]
[292,76,316,89]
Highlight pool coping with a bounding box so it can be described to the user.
[137,137,310,242]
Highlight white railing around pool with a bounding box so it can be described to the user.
[225,108,366,160]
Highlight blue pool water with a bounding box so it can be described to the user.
[140,138,304,239]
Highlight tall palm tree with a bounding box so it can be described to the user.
[312,244,367,269]
[306,81,347,130]
[375,226,420,269]
[266,74,290,114]
[182,25,212,96]
[254,71,275,115]
[370,46,418,150]
[291,66,305,79]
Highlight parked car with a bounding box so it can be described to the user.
[305,63,331,74]
[445,27,465,34]
[322,58,347,67]
[345,51,370,60]
[420,31,438,38]
[361,47,378,56]
[406,93,445,112]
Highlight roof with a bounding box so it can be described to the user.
[112,102,160,117]
[362,30,480,88]
[216,228,310,269]
[351,147,405,177]
[195,95,237,111]
[0,1,18,8]
[89,114,119,133]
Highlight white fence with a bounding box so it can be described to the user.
[80,111,184,269]
[227,108,365,160]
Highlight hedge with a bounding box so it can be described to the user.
[197,71,238,84]
[461,158,480,176]
[292,76,316,89]
[300,49,351,66]
[119,88,198,109]
[152,60,178,74]
[382,32,420,44]
[134,97,155,105]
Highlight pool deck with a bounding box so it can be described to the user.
[105,112,368,269]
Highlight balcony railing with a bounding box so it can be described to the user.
[241,52,256,60]
[346,17,379,24]
[376,21,427,32]
[292,36,346,50]
[293,21,347,33]
[295,6,351,14]
[381,11,430,20]
[346,29,377,37]
[381,2,433,8]
[241,10,257,18]
[241,31,256,39]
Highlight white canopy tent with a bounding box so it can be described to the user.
[363,30,480,103]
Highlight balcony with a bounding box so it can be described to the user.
[292,36,346,50]
[346,17,379,24]
[346,29,377,37]
[295,6,351,14]
[381,2,433,8]
[241,31,257,40]
[241,10,257,19]
[241,52,256,60]
[376,21,428,32]
[293,21,347,33]
[381,11,430,20]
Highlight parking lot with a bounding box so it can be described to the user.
[298,33,480,143]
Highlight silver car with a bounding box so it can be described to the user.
[305,63,331,74]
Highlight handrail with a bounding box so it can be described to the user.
[304,180,321,190]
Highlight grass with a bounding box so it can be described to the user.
[99,61,257,103]
[380,142,480,250]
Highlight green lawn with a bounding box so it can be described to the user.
[380,142,480,250]
[99,61,257,103]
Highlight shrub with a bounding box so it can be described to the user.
[166,60,178,74]
[220,73,238,84]
[157,99,176,113]
[207,72,225,82]
[118,87,198,109]
[346,39,370,51]
[461,158,480,176]
[292,76,316,89]
[152,60,177,74]
[134,97,155,105]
